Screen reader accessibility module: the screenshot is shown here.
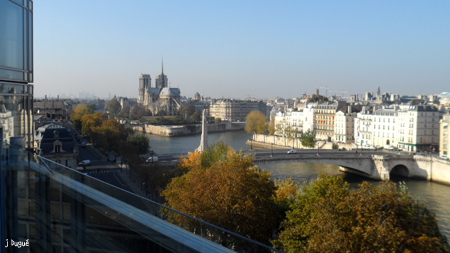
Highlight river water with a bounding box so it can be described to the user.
[147,130,450,241]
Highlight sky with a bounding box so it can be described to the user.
[34,1,450,100]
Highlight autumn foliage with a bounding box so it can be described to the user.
[273,174,449,253]
[162,142,280,244]
[245,110,267,134]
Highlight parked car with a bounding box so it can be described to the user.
[287,149,297,154]
[146,156,159,163]
[78,160,91,166]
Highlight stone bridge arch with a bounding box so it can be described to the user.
[254,156,377,179]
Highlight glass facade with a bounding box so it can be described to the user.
[0,0,33,83]
[0,0,34,148]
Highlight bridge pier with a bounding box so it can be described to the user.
[371,155,391,181]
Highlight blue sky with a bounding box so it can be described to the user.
[34,1,450,99]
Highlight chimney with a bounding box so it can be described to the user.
[348,106,352,114]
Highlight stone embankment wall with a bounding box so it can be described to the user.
[249,134,333,149]
[131,122,245,137]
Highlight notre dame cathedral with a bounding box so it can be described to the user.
[138,63,181,116]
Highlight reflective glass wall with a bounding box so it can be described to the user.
[0,0,34,148]
[0,0,33,83]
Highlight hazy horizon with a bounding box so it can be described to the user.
[34,1,450,99]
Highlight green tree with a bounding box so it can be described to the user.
[214,117,222,124]
[178,104,196,118]
[162,142,280,244]
[245,111,267,134]
[273,174,449,253]
[107,98,121,116]
[300,129,316,148]
[127,132,150,155]
[191,111,200,122]
[332,142,339,149]
[86,103,96,113]
[157,109,166,116]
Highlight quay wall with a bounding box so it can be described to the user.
[131,122,245,137]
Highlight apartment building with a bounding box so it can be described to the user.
[209,99,267,122]
[397,105,440,152]
[439,114,449,158]
[334,106,361,143]
[314,101,346,141]
[354,106,373,146]
[372,108,399,147]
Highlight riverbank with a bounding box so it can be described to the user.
[131,121,245,137]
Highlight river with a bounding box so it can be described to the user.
[147,130,450,241]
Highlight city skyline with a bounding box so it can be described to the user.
[34,1,450,99]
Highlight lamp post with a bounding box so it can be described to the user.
[271,143,273,157]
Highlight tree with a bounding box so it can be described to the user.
[245,111,267,134]
[107,98,121,116]
[86,103,96,113]
[157,109,166,116]
[162,142,280,244]
[332,142,339,149]
[127,132,150,155]
[214,117,222,124]
[300,129,316,148]
[70,104,90,130]
[268,117,276,135]
[191,111,200,122]
[273,174,449,253]
[130,103,146,119]
[178,104,196,118]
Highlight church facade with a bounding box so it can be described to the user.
[138,65,181,116]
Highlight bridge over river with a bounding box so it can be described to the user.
[159,149,450,184]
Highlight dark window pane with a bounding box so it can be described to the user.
[0,1,24,70]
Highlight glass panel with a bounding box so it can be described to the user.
[0,69,24,81]
[0,0,24,70]
[2,145,282,253]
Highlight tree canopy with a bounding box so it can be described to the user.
[300,129,316,148]
[107,98,121,116]
[162,142,280,244]
[178,104,196,118]
[245,110,267,134]
[273,174,449,253]
[127,132,150,155]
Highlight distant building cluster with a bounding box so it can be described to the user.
[272,88,450,155]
